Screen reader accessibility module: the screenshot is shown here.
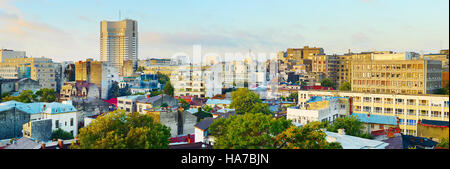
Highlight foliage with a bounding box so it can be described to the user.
[161,103,168,108]
[193,107,213,122]
[209,113,291,149]
[163,81,174,96]
[51,128,74,140]
[338,81,351,91]
[136,66,145,72]
[300,81,307,87]
[1,90,37,103]
[321,78,335,88]
[150,90,163,97]
[71,110,171,149]
[444,82,449,95]
[108,81,120,99]
[325,116,369,138]
[437,137,449,148]
[119,84,131,96]
[274,122,342,149]
[287,92,298,102]
[202,105,213,113]
[179,99,190,110]
[156,72,170,85]
[230,88,271,115]
[36,88,57,102]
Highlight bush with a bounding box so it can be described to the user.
[51,128,74,140]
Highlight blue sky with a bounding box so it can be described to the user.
[0,0,448,62]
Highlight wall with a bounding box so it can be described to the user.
[417,124,449,142]
[0,109,30,140]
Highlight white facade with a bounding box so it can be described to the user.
[101,62,119,99]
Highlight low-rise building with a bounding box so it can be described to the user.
[117,95,146,113]
[287,96,349,125]
[350,113,399,136]
[416,120,449,143]
[298,90,449,136]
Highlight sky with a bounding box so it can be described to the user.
[0,0,449,62]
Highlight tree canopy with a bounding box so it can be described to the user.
[325,116,373,139]
[51,128,74,140]
[209,113,341,149]
[36,88,57,102]
[230,88,271,115]
[163,81,174,96]
[1,90,37,103]
[71,110,171,149]
[108,81,121,99]
[193,107,213,122]
[338,81,351,91]
[320,78,335,88]
[157,72,170,85]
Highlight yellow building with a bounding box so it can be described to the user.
[351,59,442,94]
[0,57,57,90]
[335,51,373,87]
[298,90,449,136]
[75,59,103,87]
[286,46,324,60]
[417,120,449,143]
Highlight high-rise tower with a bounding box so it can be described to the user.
[100,19,138,76]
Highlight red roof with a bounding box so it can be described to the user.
[104,98,118,107]
[170,134,195,143]
[175,96,193,103]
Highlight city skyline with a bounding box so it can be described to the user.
[0,0,449,62]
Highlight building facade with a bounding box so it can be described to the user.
[100,19,138,77]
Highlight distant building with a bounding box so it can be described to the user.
[22,119,52,142]
[100,19,138,76]
[75,59,119,99]
[117,95,146,113]
[0,49,26,62]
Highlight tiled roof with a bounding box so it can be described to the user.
[3,137,41,149]
[350,113,398,125]
[0,101,77,114]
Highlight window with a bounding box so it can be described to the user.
[370,124,375,129]
[55,120,59,128]
[380,124,384,130]
[70,118,74,126]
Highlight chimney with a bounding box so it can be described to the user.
[58,139,64,149]
[338,128,346,135]
[41,143,46,149]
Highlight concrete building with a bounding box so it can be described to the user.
[144,107,197,137]
[298,90,449,136]
[287,96,349,125]
[0,101,78,139]
[351,59,442,94]
[14,78,40,93]
[100,19,138,76]
[135,94,178,114]
[22,119,52,142]
[75,59,119,99]
[117,95,146,113]
[0,49,26,62]
[416,120,449,143]
[0,57,58,90]
[350,113,399,135]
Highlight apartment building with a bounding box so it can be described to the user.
[351,59,442,94]
[1,57,57,90]
[100,19,138,76]
[298,90,449,136]
[0,49,26,62]
[287,96,349,125]
[75,59,119,99]
[170,65,206,98]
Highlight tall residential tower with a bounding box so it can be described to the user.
[100,19,138,76]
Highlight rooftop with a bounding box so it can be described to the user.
[206,99,231,105]
[350,113,398,126]
[325,131,389,149]
[306,96,347,103]
[0,101,77,114]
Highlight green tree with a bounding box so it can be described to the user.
[150,90,163,97]
[1,90,37,103]
[230,88,271,115]
[179,99,190,110]
[71,110,171,149]
[156,72,170,85]
[136,66,145,72]
[36,88,57,102]
[108,81,120,99]
[437,137,449,148]
[193,107,213,122]
[161,103,168,108]
[326,116,371,138]
[119,84,131,96]
[338,81,351,91]
[287,92,298,102]
[444,82,449,95]
[300,81,307,87]
[209,113,291,149]
[51,128,74,140]
[163,81,174,96]
[321,78,335,88]
[274,122,342,149]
